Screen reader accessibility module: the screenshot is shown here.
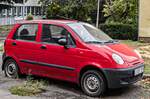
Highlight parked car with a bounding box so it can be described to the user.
[2,20,144,97]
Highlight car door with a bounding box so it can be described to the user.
[38,24,82,81]
[10,23,42,75]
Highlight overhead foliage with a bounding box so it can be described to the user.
[103,0,138,25]
[39,0,138,25]
[39,0,98,22]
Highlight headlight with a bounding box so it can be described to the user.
[112,54,124,65]
[134,49,142,58]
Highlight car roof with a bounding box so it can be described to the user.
[19,20,78,25]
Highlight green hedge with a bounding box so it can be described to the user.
[99,23,138,40]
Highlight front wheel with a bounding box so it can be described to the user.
[80,70,106,97]
[4,59,19,78]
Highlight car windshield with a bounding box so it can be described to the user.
[67,22,113,43]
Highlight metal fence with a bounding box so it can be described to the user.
[0,16,42,25]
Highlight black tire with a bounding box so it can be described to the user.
[4,59,19,78]
[80,70,106,97]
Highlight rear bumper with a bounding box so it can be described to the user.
[2,52,5,61]
[1,52,6,70]
[103,64,144,88]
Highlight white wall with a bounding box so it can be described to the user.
[139,0,150,37]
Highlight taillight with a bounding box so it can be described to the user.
[3,40,6,53]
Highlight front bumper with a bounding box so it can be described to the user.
[103,63,144,88]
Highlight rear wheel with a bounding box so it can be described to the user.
[4,59,19,78]
[80,70,106,97]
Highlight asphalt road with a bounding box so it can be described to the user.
[0,53,150,99]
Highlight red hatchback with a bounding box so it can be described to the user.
[2,20,144,97]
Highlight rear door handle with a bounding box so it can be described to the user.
[12,42,17,46]
[40,45,47,49]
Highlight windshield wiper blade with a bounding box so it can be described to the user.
[85,41,103,44]
[104,40,118,43]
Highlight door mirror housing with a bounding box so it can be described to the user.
[58,38,67,46]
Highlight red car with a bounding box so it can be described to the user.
[2,20,144,97]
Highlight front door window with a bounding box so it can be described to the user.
[41,24,75,46]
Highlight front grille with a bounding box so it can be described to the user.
[121,73,143,83]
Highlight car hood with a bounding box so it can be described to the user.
[87,43,140,63]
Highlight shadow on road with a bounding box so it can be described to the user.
[19,75,138,98]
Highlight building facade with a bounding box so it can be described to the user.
[0,0,44,25]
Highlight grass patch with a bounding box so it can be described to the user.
[140,78,150,90]
[144,64,150,74]
[120,40,148,48]
[0,45,3,51]
[0,25,13,37]
[9,79,47,96]
[0,42,4,51]
[143,57,150,74]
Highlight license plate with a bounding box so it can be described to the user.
[134,67,144,76]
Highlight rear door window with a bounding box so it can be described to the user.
[13,24,38,41]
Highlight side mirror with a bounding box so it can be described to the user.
[58,38,67,46]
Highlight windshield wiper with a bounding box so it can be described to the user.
[85,41,104,44]
[104,40,118,43]
[86,40,119,44]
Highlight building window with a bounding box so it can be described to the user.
[8,8,12,17]
[12,7,15,17]
[27,7,30,14]
[37,7,40,15]
[31,7,34,15]
[24,6,27,16]
[0,10,2,18]
[39,7,41,15]
[17,6,21,16]
[35,7,37,16]
[2,9,6,17]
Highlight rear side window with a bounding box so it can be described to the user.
[13,24,38,41]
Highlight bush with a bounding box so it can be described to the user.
[99,23,138,40]
[26,14,33,20]
[9,79,47,96]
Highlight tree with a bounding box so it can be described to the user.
[46,2,61,19]
[103,0,138,25]
[40,0,98,22]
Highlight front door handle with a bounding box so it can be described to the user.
[40,45,47,49]
[12,42,17,46]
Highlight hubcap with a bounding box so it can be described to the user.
[86,76,99,90]
[84,74,101,94]
[6,62,17,77]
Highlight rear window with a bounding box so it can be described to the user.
[13,24,38,41]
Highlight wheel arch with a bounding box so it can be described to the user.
[79,65,108,88]
[2,56,17,70]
